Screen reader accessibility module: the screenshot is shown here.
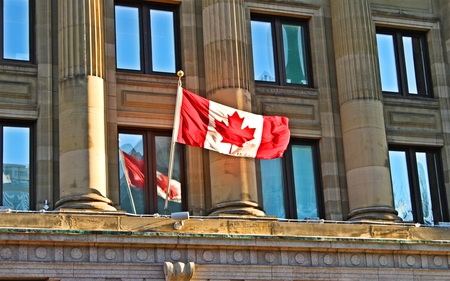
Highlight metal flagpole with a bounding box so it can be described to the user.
[164,70,184,214]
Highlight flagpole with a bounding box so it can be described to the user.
[164,70,184,214]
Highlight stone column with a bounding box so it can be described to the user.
[330,0,399,221]
[202,0,264,216]
[55,0,115,210]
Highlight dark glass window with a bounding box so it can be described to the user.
[260,140,323,219]
[118,129,185,214]
[376,28,432,97]
[0,121,34,210]
[251,15,312,87]
[389,147,447,225]
[1,0,32,62]
[114,1,180,74]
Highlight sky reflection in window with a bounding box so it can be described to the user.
[3,0,29,60]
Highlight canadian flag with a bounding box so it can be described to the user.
[175,88,290,159]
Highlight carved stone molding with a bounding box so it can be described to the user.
[163,261,195,281]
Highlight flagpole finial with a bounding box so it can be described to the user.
[177,70,184,87]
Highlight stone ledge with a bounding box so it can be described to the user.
[0,212,449,244]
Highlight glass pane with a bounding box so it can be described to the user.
[150,10,176,73]
[2,126,30,210]
[389,151,413,222]
[402,36,418,94]
[3,0,29,60]
[115,6,141,70]
[118,133,145,214]
[376,34,399,92]
[416,152,434,225]
[155,136,181,213]
[292,145,318,219]
[261,158,287,218]
[282,24,307,85]
[251,20,275,82]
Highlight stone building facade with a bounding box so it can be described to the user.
[0,0,450,280]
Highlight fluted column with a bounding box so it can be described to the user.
[331,0,399,221]
[55,0,115,210]
[202,0,264,216]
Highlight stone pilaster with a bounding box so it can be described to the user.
[202,0,264,216]
[55,0,115,210]
[330,0,399,221]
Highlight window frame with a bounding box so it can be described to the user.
[250,14,313,87]
[376,27,433,98]
[259,139,324,220]
[0,0,35,64]
[118,128,186,214]
[114,1,181,75]
[389,146,448,225]
[0,120,35,210]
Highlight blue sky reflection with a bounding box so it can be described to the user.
[3,0,29,60]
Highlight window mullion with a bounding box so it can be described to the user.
[284,146,297,219]
[395,32,408,96]
[145,131,156,214]
[412,36,427,96]
[274,19,284,85]
[141,5,151,74]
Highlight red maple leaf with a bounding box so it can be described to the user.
[215,111,256,152]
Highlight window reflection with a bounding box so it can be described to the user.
[389,148,446,225]
[118,132,182,214]
[402,36,418,94]
[114,2,179,74]
[115,6,141,70]
[261,158,286,218]
[3,0,29,61]
[292,145,318,219]
[376,28,431,97]
[389,151,413,222]
[150,10,176,73]
[251,20,275,82]
[261,142,321,220]
[118,133,144,214]
[155,136,181,213]
[2,126,30,210]
[376,34,399,93]
[416,152,433,225]
[282,24,307,85]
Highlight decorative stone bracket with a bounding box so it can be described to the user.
[163,261,195,281]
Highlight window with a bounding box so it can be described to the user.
[0,0,32,62]
[389,147,447,225]
[251,15,312,86]
[376,28,432,97]
[118,129,185,214]
[114,1,180,74]
[0,121,34,210]
[260,140,323,219]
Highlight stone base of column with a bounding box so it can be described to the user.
[347,206,402,222]
[208,200,266,217]
[55,190,116,211]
